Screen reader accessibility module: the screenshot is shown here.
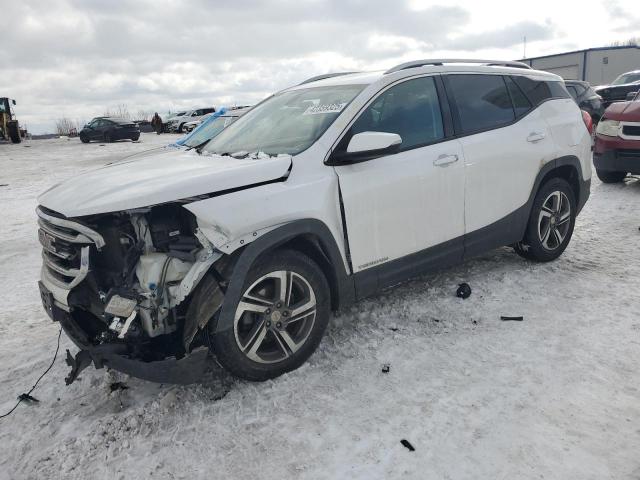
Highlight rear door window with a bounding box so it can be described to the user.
[447,74,515,134]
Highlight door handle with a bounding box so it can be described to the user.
[527,132,546,143]
[433,154,459,167]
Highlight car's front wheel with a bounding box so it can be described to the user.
[515,177,576,262]
[596,169,626,183]
[211,250,330,381]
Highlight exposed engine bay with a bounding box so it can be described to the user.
[37,203,228,383]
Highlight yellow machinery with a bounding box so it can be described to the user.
[0,97,21,143]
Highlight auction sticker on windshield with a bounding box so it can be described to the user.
[303,102,347,115]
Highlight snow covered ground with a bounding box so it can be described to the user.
[1,133,639,479]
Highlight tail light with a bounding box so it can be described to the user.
[581,110,593,134]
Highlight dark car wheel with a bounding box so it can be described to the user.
[80,135,90,143]
[177,123,185,133]
[514,178,576,262]
[596,169,626,183]
[211,250,330,381]
[131,133,140,141]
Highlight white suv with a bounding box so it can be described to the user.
[36,59,591,384]
[166,107,216,133]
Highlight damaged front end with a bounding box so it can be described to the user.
[36,204,227,385]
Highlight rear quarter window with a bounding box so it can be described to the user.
[512,76,570,105]
[447,74,515,134]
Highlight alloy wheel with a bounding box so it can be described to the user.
[233,270,317,364]
[537,191,571,251]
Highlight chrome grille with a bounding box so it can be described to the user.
[37,207,105,290]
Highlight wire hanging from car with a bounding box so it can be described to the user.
[0,326,62,420]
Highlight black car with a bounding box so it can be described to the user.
[594,70,640,108]
[79,117,141,143]
[564,80,605,123]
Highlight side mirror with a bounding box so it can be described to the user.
[626,91,638,101]
[329,131,402,164]
[12,99,16,106]
[347,131,402,154]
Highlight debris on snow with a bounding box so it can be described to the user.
[381,364,390,373]
[500,316,524,321]
[456,282,472,299]
[400,439,415,451]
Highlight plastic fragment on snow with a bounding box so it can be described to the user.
[456,283,472,299]
[382,364,390,373]
[400,439,415,451]
[500,316,524,321]
[17,393,39,403]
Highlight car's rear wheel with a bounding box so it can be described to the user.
[514,178,576,262]
[80,135,89,143]
[211,250,330,381]
[596,169,626,183]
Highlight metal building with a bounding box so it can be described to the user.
[523,46,640,86]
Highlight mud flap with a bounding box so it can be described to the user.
[183,273,225,349]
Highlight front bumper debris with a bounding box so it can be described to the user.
[54,301,209,385]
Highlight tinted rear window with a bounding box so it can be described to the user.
[447,74,515,134]
[512,76,570,104]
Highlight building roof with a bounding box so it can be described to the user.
[522,45,640,62]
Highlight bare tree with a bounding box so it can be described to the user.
[55,117,81,136]
[103,104,131,119]
[134,109,151,122]
[608,37,639,47]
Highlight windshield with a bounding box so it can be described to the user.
[203,84,365,156]
[612,73,640,85]
[182,115,238,148]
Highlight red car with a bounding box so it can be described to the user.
[593,91,640,183]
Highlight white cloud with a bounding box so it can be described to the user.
[1,0,638,133]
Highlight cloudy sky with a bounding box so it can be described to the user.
[2,0,639,133]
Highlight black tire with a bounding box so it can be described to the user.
[177,123,185,133]
[80,135,90,143]
[8,122,21,144]
[596,169,626,183]
[131,134,140,141]
[514,177,576,262]
[211,250,330,381]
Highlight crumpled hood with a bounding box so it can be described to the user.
[38,150,292,217]
[603,100,640,121]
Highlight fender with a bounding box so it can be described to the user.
[213,219,355,333]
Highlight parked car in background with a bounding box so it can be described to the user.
[79,117,140,143]
[37,60,591,384]
[175,106,251,148]
[594,70,640,108]
[183,112,214,133]
[593,90,640,183]
[162,111,186,132]
[166,108,216,133]
[565,80,605,123]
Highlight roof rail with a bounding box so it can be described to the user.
[298,72,360,85]
[384,59,532,74]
